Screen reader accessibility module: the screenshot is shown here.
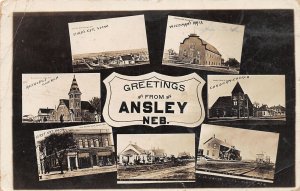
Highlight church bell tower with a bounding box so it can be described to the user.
[68,75,82,121]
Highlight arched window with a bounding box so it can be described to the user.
[95,139,99,147]
[84,139,88,148]
[213,144,217,149]
[104,138,109,147]
[90,139,94,147]
[78,139,83,148]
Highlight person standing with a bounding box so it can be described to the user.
[60,114,64,123]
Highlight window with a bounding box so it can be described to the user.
[213,144,217,149]
[95,139,99,147]
[233,101,237,106]
[76,102,80,107]
[104,138,109,147]
[78,139,83,148]
[70,94,73,98]
[90,139,94,147]
[84,139,88,148]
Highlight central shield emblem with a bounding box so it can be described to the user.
[103,72,205,127]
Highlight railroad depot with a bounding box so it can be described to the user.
[200,135,242,161]
[36,128,115,177]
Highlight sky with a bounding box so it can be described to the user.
[163,16,245,62]
[68,15,148,56]
[22,73,100,116]
[208,75,285,108]
[199,124,279,161]
[117,134,195,156]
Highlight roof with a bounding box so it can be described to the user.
[211,96,232,109]
[131,144,148,154]
[181,34,221,55]
[81,101,95,112]
[258,104,269,111]
[69,75,81,93]
[59,99,70,108]
[122,149,140,156]
[119,143,149,155]
[231,82,244,94]
[178,152,191,157]
[38,108,54,114]
[59,99,95,113]
[270,105,286,111]
[204,136,238,150]
[151,149,165,157]
[120,55,133,61]
[244,94,253,106]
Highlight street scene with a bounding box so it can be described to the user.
[117,134,195,183]
[207,75,286,125]
[22,74,101,123]
[163,16,245,74]
[68,15,149,72]
[197,124,279,183]
[34,123,116,181]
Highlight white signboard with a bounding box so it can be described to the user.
[103,72,205,127]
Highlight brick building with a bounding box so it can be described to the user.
[37,128,115,176]
[179,33,222,66]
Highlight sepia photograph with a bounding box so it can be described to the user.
[22,73,101,123]
[163,16,245,74]
[34,123,116,181]
[68,15,149,72]
[196,124,279,183]
[207,75,285,126]
[117,134,195,183]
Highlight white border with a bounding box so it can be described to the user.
[1,0,299,190]
[196,170,273,183]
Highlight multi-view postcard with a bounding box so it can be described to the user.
[163,16,245,74]
[207,75,285,126]
[117,134,195,183]
[34,123,116,181]
[68,15,149,72]
[22,73,101,123]
[196,124,279,183]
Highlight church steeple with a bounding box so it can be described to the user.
[68,75,82,121]
[231,82,244,94]
[69,75,81,94]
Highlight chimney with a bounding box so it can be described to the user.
[225,139,226,143]
[213,134,215,138]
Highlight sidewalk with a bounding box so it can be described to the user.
[40,165,116,181]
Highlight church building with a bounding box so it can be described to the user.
[178,33,222,66]
[39,76,99,122]
[209,82,254,118]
